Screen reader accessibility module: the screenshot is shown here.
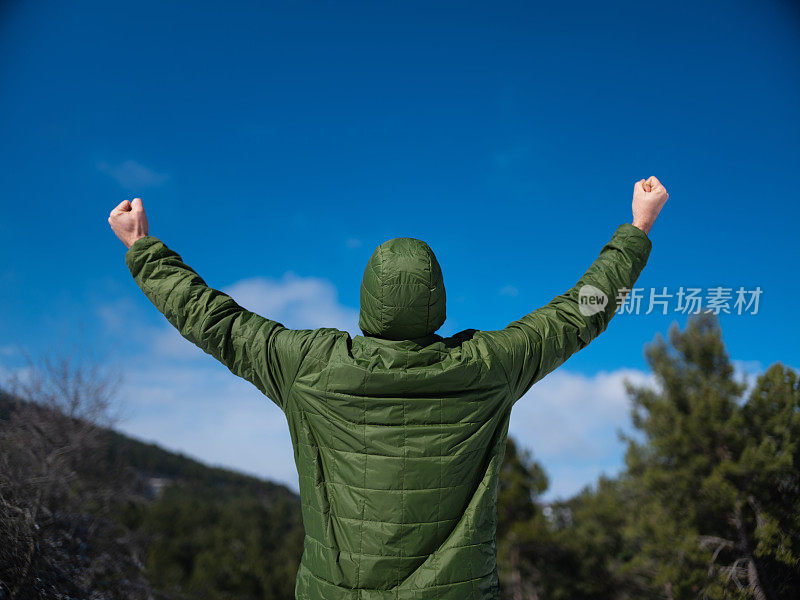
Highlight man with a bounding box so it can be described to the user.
[108,177,668,599]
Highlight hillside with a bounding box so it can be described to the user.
[101,426,299,504]
[0,390,305,599]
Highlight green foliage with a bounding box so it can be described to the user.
[496,314,800,599]
[105,434,305,599]
[139,485,303,600]
[620,314,800,599]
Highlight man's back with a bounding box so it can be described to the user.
[109,176,667,599]
[289,330,511,598]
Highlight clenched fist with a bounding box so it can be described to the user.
[108,197,149,249]
[631,176,669,235]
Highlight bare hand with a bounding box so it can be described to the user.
[108,198,149,249]
[632,176,669,235]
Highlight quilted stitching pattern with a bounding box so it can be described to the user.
[125,225,652,600]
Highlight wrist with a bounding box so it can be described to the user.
[125,233,147,249]
[632,219,652,235]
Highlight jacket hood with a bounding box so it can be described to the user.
[358,237,446,340]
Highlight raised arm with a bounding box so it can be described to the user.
[482,177,669,402]
[107,198,312,411]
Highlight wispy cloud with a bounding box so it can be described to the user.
[499,285,519,297]
[0,344,18,356]
[98,160,168,189]
[225,274,358,333]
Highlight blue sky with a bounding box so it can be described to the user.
[1,0,798,499]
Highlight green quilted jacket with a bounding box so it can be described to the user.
[125,223,651,599]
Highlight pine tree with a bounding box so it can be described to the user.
[622,313,800,599]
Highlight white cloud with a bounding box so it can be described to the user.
[98,160,168,189]
[225,274,358,334]
[509,368,656,500]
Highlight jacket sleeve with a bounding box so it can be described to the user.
[481,223,652,403]
[125,236,312,411]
